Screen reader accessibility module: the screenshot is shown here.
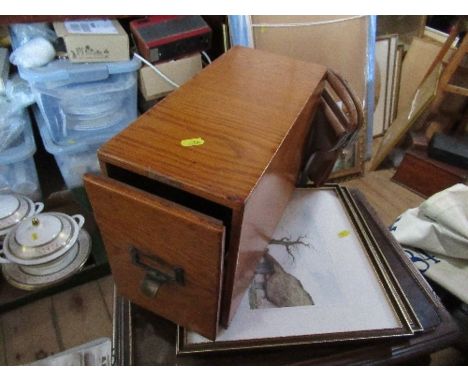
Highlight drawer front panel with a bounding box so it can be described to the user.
[84,174,225,340]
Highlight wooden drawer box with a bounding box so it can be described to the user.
[84,47,326,340]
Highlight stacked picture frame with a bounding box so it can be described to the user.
[112,185,458,365]
[176,185,422,354]
[373,35,401,137]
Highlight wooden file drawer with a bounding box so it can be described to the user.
[85,175,225,339]
[84,47,327,339]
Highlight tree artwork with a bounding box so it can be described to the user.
[249,235,314,310]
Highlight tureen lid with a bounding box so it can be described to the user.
[15,214,63,247]
[0,194,44,236]
[1,212,85,265]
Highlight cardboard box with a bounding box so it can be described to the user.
[250,15,369,166]
[251,16,369,103]
[53,19,129,62]
[397,37,441,113]
[139,54,202,100]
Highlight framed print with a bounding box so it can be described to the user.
[373,35,398,137]
[328,130,365,181]
[337,186,422,333]
[177,186,415,355]
[390,45,404,122]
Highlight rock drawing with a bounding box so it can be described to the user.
[249,235,314,310]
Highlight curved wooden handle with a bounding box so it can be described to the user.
[325,69,364,134]
[300,69,364,186]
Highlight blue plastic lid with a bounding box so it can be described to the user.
[0,112,36,164]
[18,56,141,85]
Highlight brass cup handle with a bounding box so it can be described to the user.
[130,247,184,298]
[140,272,165,298]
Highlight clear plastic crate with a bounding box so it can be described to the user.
[0,104,28,152]
[0,110,41,201]
[19,58,140,146]
[34,107,105,189]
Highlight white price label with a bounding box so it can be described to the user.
[64,20,118,34]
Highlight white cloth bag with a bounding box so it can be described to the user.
[391,183,468,304]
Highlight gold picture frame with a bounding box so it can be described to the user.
[374,34,399,137]
[177,185,418,355]
[327,131,366,182]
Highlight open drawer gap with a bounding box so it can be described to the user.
[105,163,233,252]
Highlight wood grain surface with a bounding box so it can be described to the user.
[221,83,323,325]
[343,169,424,226]
[99,46,327,207]
[84,174,225,340]
[52,282,112,350]
[1,298,60,365]
[391,150,467,198]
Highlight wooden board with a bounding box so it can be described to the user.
[51,282,112,350]
[397,37,441,113]
[370,65,441,171]
[1,298,60,365]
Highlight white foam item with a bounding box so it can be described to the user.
[9,37,56,68]
[9,23,57,49]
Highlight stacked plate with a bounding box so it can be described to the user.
[0,209,91,290]
[0,193,43,242]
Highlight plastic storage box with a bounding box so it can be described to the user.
[34,107,105,189]
[18,58,140,145]
[0,104,28,153]
[0,110,41,201]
